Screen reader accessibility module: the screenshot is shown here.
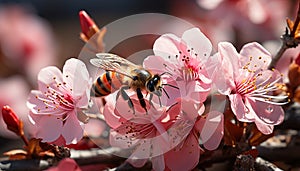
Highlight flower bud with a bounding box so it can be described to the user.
[2,105,24,136]
[79,10,100,41]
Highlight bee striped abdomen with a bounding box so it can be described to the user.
[91,71,124,97]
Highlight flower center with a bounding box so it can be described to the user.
[35,75,75,112]
[234,59,288,105]
[178,49,202,81]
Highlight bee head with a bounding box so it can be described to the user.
[146,74,162,96]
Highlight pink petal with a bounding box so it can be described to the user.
[247,98,284,125]
[228,94,255,122]
[61,111,84,144]
[181,99,205,119]
[164,132,200,171]
[257,69,283,88]
[205,53,222,80]
[129,139,152,159]
[126,158,148,168]
[84,118,106,137]
[37,66,63,91]
[62,58,91,99]
[200,111,224,150]
[254,119,274,135]
[75,89,90,109]
[30,113,63,142]
[182,28,212,61]
[166,119,194,150]
[218,42,240,79]
[109,129,139,149]
[102,95,122,129]
[143,55,174,74]
[213,52,235,95]
[114,96,145,121]
[152,155,165,171]
[239,42,271,71]
[153,34,181,63]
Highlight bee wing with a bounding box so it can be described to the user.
[90,53,140,79]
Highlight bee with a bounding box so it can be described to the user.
[90,53,177,113]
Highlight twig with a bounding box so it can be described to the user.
[268,1,300,69]
[268,43,288,70]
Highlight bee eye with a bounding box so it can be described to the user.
[146,81,155,92]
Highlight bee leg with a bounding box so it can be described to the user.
[118,86,135,114]
[136,88,147,114]
[158,96,162,107]
[149,93,153,106]
[148,93,162,108]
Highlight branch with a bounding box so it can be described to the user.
[0,159,50,171]
[0,147,129,171]
[268,1,300,69]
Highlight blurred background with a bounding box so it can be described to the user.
[0,0,299,157]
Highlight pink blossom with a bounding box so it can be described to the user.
[27,58,91,145]
[104,88,223,170]
[143,28,216,104]
[164,99,223,171]
[0,5,56,83]
[103,92,174,170]
[216,42,287,134]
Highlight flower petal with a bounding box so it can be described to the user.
[152,155,165,171]
[143,55,174,74]
[109,130,138,149]
[153,33,181,63]
[126,158,148,168]
[102,94,122,129]
[218,42,240,79]
[61,111,84,144]
[63,58,91,99]
[29,113,62,142]
[200,111,224,150]
[38,66,63,92]
[164,132,200,171]
[239,42,271,70]
[254,119,274,135]
[247,98,284,125]
[182,28,212,61]
[228,94,255,122]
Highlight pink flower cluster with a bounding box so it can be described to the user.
[27,27,287,170]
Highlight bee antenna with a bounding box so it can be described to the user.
[162,84,179,89]
[160,72,173,76]
[162,87,170,99]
